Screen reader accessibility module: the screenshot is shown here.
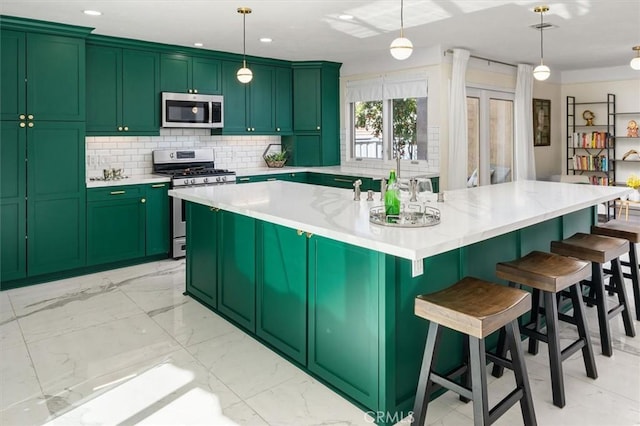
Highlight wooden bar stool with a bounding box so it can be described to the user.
[591,219,640,321]
[551,233,636,357]
[412,277,536,426]
[491,251,597,408]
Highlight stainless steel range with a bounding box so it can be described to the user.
[153,148,236,258]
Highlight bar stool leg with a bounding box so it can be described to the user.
[469,336,489,426]
[528,289,542,356]
[460,335,471,403]
[568,283,598,379]
[412,322,441,426]
[592,262,614,357]
[611,258,636,338]
[543,291,565,408]
[505,320,537,426]
[630,243,640,321]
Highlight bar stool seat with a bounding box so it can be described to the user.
[591,220,640,321]
[412,277,536,426]
[492,251,597,409]
[551,233,636,357]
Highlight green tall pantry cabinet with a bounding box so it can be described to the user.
[1,20,90,286]
[283,61,341,166]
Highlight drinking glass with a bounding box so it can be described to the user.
[417,178,434,206]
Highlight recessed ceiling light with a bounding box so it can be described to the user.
[339,14,354,20]
[83,10,102,16]
[194,42,204,47]
[260,37,272,43]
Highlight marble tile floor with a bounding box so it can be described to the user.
[1,256,639,426]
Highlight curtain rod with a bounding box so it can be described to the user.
[445,49,517,68]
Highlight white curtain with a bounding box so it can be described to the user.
[513,64,536,180]
[447,48,470,190]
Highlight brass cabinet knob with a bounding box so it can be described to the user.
[124,126,129,131]
[194,89,198,93]
[19,114,26,120]
[209,207,220,212]
[276,127,280,131]
[297,229,304,236]
[316,126,321,130]
[19,122,26,128]
[141,198,146,203]
[251,127,255,131]
[118,126,123,131]
[306,232,313,239]
[188,89,193,93]
[28,114,34,120]
[28,122,34,128]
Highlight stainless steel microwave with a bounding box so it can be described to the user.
[161,92,224,128]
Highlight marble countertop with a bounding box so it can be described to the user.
[168,180,631,261]
[86,174,170,188]
[237,165,439,180]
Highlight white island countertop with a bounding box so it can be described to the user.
[169,180,630,261]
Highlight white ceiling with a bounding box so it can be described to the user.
[2,1,639,73]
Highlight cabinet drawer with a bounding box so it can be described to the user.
[88,185,144,201]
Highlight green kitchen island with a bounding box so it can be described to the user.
[168,180,628,424]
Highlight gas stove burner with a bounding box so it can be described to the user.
[152,148,236,186]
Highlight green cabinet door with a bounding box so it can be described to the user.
[1,30,26,121]
[86,45,121,133]
[87,187,146,265]
[0,121,27,282]
[186,203,219,308]
[247,63,275,133]
[288,134,321,166]
[26,33,85,121]
[308,235,380,409]
[293,67,321,132]
[27,122,86,275]
[145,182,170,256]
[192,56,221,94]
[221,60,248,133]
[274,66,293,134]
[121,49,160,133]
[256,222,307,364]
[217,211,256,332]
[160,53,191,93]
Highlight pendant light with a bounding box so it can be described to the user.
[532,5,550,81]
[630,46,640,70]
[389,0,413,60]
[237,7,253,84]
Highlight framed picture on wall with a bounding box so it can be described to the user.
[533,98,551,146]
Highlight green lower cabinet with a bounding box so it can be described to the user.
[145,182,170,256]
[186,203,219,308]
[217,211,256,332]
[236,172,307,184]
[308,235,380,410]
[256,222,307,364]
[1,199,26,281]
[87,187,146,265]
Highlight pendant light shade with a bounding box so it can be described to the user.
[390,0,412,60]
[237,7,252,84]
[533,6,550,81]
[631,46,640,70]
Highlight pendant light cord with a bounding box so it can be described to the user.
[539,9,544,63]
[400,0,404,37]
[243,12,247,67]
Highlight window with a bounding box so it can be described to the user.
[352,97,427,161]
[466,88,514,187]
[346,74,428,162]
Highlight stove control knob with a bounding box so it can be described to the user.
[203,177,209,184]
[221,176,227,182]
[190,178,196,185]
[216,176,221,182]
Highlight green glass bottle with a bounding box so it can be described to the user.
[385,169,400,217]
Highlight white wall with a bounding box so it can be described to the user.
[532,81,563,179]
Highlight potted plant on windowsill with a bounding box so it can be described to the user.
[263,144,287,168]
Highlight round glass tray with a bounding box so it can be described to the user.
[369,205,441,228]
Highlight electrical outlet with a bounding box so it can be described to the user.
[412,259,424,277]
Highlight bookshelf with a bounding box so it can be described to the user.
[566,94,615,186]
[611,110,640,188]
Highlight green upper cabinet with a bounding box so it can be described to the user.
[145,182,170,256]
[86,44,160,135]
[27,121,86,276]
[1,30,85,122]
[160,53,221,95]
[284,61,341,166]
[221,60,292,135]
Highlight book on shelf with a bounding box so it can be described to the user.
[571,131,610,148]
[571,154,608,171]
